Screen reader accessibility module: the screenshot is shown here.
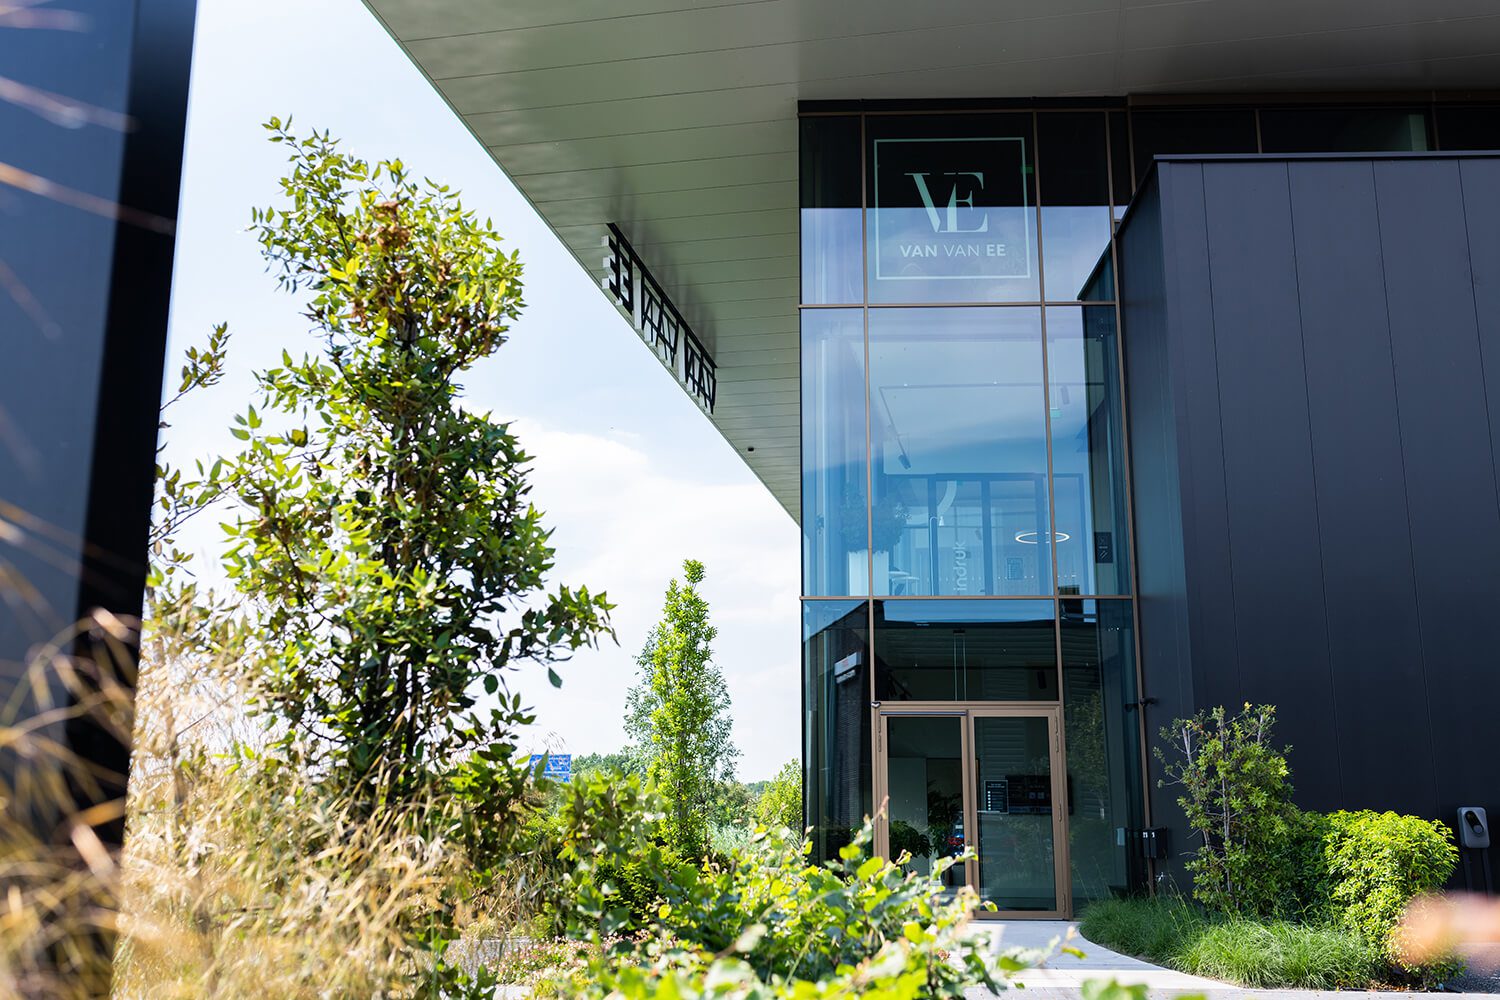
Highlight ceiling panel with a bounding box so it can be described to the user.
[362,0,1500,520]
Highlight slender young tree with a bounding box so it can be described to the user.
[624,559,737,857]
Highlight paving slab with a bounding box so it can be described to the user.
[963,920,1498,1000]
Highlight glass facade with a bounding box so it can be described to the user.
[800,108,1141,910]
[799,98,1500,911]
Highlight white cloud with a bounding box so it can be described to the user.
[514,421,801,781]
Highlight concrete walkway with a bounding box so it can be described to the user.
[965,920,1497,999]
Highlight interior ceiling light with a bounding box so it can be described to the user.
[1014,530,1071,544]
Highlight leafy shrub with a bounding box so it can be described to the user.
[1155,704,1296,916]
[593,843,684,933]
[1322,810,1458,974]
[889,819,933,859]
[753,758,802,831]
[546,820,1008,998]
[1279,807,1333,920]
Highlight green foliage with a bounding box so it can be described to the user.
[571,751,638,780]
[753,759,802,831]
[712,777,760,830]
[1081,897,1379,990]
[545,817,1008,998]
[888,820,932,860]
[624,559,737,858]
[1322,810,1459,973]
[1155,704,1296,916]
[592,846,683,934]
[212,121,614,831]
[1280,807,1333,920]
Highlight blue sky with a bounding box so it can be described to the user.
[162,0,800,780]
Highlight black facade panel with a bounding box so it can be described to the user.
[1285,161,1435,817]
[1200,162,1342,807]
[1156,166,1241,720]
[0,2,197,978]
[1374,160,1500,826]
[1120,154,1500,872]
[1116,175,1191,846]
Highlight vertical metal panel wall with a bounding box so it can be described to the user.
[1,0,197,856]
[1118,153,1500,871]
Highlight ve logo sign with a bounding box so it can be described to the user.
[906,171,989,233]
[873,137,1031,283]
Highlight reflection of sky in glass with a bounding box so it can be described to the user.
[1042,206,1112,301]
[802,310,868,596]
[870,206,1040,302]
[1046,307,1130,594]
[801,208,862,304]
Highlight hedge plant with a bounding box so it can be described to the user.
[1323,809,1458,972]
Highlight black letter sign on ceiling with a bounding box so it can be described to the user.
[602,223,716,414]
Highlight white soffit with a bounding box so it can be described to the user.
[360,0,1500,519]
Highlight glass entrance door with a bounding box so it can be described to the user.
[970,709,1066,915]
[878,714,970,899]
[876,707,1066,916]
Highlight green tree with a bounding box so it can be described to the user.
[214,120,614,834]
[572,750,638,779]
[754,758,803,831]
[624,559,737,857]
[1156,703,1296,916]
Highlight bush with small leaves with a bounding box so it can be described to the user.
[543,809,1009,998]
[1323,809,1459,980]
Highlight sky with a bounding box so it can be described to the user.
[161,0,801,781]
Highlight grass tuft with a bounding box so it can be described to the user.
[1080,896,1380,990]
[1179,920,1376,990]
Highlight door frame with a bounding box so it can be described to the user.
[873,704,1070,919]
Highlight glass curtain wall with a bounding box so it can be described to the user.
[800,96,1500,895]
[799,109,1142,901]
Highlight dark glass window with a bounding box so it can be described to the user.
[866,114,1039,303]
[885,715,967,894]
[1436,106,1500,151]
[868,308,1052,596]
[1060,599,1143,905]
[1038,112,1112,301]
[874,599,1057,701]
[1259,108,1430,153]
[1046,306,1131,595]
[1108,110,1131,217]
[801,116,863,304]
[804,600,871,862]
[802,309,867,596]
[1130,109,1258,183]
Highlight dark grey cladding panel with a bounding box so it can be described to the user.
[1285,160,1434,817]
[1199,161,1341,808]
[1120,154,1500,853]
[1373,159,1500,821]
[1115,173,1192,848]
